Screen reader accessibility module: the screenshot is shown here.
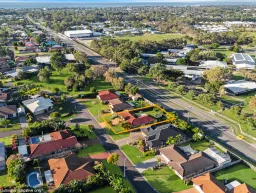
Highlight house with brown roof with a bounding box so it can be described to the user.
[160,145,216,179]
[175,173,256,193]
[109,98,132,113]
[48,153,95,188]
[29,136,80,160]
[0,105,17,119]
[119,111,155,127]
[97,90,119,102]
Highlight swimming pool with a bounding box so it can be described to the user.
[30,137,41,144]
[27,171,43,188]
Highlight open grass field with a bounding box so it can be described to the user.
[82,99,110,120]
[103,160,135,192]
[77,144,105,157]
[18,68,113,95]
[142,166,192,193]
[116,33,185,42]
[0,170,12,187]
[215,164,256,190]
[120,145,155,165]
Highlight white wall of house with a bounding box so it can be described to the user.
[194,184,204,193]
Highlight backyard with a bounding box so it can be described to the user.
[214,163,256,190]
[77,144,105,157]
[116,33,185,42]
[142,166,192,193]
[120,145,155,165]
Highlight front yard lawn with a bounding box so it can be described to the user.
[77,144,105,157]
[104,128,130,141]
[82,99,109,117]
[120,145,155,165]
[214,164,256,190]
[142,166,192,193]
[0,118,21,132]
[70,125,96,139]
[103,160,135,192]
[0,136,12,146]
[0,170,12,187]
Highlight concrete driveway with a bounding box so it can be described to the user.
[135,158,158,173]
[115,131,144,147]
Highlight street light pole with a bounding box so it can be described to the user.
[124,157,127,178]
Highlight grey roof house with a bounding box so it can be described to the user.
[142,124,188,148]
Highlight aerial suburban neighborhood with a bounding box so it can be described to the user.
[0,1,256,193]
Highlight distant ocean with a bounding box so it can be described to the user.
[0,1,255,9]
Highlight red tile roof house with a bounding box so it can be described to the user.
[28,136,81,160]
[48,152,95,188]
[97,90,119,102]
[119,111,155,127]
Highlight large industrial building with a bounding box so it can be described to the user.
[64,30,94,38]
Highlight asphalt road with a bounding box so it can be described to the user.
[128,77,256,164]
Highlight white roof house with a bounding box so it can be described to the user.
[64,30,93,38]
[199,60,227,69]
[203,147,231,166]
[4,65,39,78]
[22,97,53,115]
[231,53,256,70]
[224,80,256,95]
[0,142,5,170]
[36,54,75,64]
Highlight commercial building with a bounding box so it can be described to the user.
[64,30,93,38]
[224,80,256,95]
[231,53,256,70]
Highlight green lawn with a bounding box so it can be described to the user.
[0,170,13,187]
[82,99,109,118]
[77,144,105,157]
[0,118,21,133]
[120,145,155,165]
[143,166,192,193]
[70,125,97,139]
[181,139,212,152]
[103,160,135,192]
[116,33,185,42]
[104,128,130,141]
[88,186,115,193]
[54,101,77,121]
[0,136,12,146]
[212,46,234,57]
[215,164,256,190]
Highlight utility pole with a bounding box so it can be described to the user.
[124,157,127,178]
